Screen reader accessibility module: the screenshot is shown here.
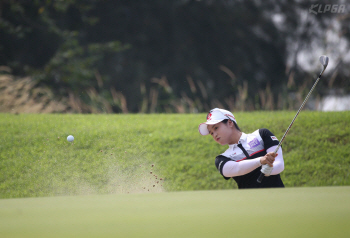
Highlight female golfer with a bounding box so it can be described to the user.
[198,108,284,189]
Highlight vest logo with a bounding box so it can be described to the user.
[248,138,260,148]
[271,136,278,141]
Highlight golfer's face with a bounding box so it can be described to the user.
[207,122,230,145]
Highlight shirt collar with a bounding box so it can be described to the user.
[228,132,247,149]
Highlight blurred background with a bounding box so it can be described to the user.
[1,0,349,114]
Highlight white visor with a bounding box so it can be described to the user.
[198,108,237,136]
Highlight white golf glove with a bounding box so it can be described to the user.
[261,164,273,177]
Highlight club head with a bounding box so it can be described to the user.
[319,55,329,69]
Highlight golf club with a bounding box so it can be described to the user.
[257,55,329,183]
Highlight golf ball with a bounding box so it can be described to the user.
[67,135,74,142]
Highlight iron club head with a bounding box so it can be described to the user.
[319,55,329,69]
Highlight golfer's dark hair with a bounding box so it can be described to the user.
[222,119,241,131]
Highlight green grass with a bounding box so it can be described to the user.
[1,112,349,238]
[0,186,349,238]
[0,111,350,199]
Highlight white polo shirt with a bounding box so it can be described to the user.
[215,128,284,189]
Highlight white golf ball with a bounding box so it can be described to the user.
[67,135,74,142]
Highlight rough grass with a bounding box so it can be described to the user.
[0,111,350,198]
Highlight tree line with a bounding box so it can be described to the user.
[1,0,349,113]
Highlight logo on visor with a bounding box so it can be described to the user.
[207,113,212,121]
[225,114,235,121]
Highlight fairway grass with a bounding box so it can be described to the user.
[1,186,349,238]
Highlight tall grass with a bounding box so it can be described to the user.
[0,72,320,114]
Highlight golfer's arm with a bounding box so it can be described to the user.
[266,145,284,175]
[222,158,262,177]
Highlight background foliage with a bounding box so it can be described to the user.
[1,0,350,113]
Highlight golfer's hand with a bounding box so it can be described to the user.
[260,152,277,167]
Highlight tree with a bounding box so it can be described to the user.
[1,0,349,113]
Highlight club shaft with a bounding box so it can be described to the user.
[274,69,325,153]
[257,67,326,183]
